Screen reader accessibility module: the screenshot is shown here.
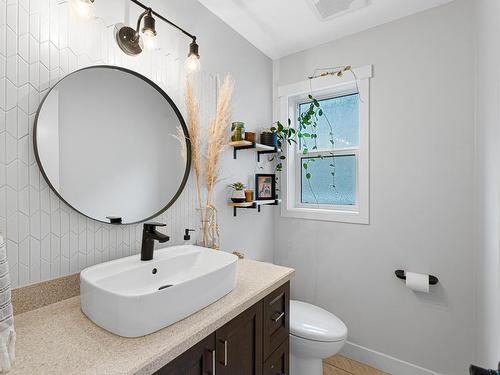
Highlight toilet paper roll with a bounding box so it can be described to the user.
[405,271,429,293]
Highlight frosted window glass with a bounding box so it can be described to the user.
[298,93,359,150]
[301,155,356,205]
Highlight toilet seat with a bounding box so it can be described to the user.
[290,300,347,343]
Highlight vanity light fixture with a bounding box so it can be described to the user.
[141,9,158,51]
[186,40,201,73]
[116,8,157,55]
[69,0,95,20]
[111,0,201,72]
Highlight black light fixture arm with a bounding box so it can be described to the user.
[135,8,149,34]
[129,0,197,42]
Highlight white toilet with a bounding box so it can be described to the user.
[290,300,348,375]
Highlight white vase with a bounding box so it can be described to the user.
[231,190,246,203]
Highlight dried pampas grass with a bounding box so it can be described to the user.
[185,77,203,208]
[184,73,233,248]
[205,75,233,207]
[172,125,187,165]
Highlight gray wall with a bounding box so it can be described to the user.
[475,0,500,368]
[273,1,475,374]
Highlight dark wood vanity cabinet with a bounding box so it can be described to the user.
[215,300,263,375]
[155,333,216,375]
[263,339,289,375]
[262,281,290,360]
[155,282,290,375]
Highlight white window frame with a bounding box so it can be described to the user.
[278,65,372,224]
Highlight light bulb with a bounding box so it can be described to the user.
[185,54,201,73]
[70,0,95,21]
[141,29,157,52]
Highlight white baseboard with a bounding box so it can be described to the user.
[340,341,443,375]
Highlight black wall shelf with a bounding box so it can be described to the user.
[230,141,280,162]
[228,199,281,217]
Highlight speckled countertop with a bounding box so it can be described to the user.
[10,259,294,375]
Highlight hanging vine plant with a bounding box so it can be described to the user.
[270,94,336,201]
[269,65,357,202]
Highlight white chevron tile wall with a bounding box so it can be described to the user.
[0,0,216,288]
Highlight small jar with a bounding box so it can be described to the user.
[244,132,256,142]
[231,122,245,142]
[244,189,253,202]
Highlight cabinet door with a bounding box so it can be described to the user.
[263,338,289,375]
[155,333,215,375]
[263,282,290,360]
[216,301,263,375]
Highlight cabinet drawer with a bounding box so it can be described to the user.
[263,282,290,360]
[263,338,289,375]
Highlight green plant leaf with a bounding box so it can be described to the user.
[303,163,308,170]
[306,173,311,179]
[279,155,286,160]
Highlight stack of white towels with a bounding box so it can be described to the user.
[0,236,15,372]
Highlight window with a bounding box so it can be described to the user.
[278,65,371,224]
[298,93,359,206]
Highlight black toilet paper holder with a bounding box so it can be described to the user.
[395,270,439,286]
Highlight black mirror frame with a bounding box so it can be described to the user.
[33,65,192,225]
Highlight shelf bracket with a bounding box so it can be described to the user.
[233,142,256,160]
[233,202,257,217]
[232,200,280,217]
[256,146,279,162]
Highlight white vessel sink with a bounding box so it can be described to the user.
[80,245,238,337]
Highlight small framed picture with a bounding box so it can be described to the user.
[255,174,276,201]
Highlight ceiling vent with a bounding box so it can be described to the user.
[307,0,372,21]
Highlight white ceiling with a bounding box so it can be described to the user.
[197,0,455,59]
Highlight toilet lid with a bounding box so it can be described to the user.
[290,300,348,342]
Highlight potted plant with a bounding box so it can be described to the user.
[260,128,278,147]
[229,182,246,203]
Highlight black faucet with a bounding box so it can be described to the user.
[141,222,169,261]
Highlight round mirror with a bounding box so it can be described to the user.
[34,66,191,224]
